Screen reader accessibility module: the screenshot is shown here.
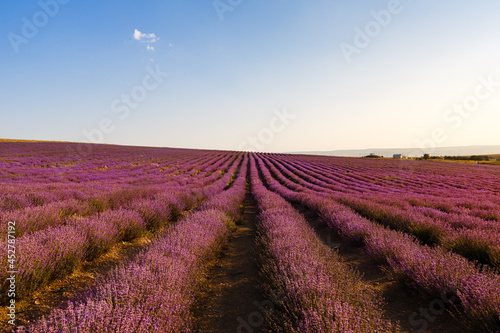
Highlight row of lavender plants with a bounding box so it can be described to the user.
[255,154,500,331]
[0,151,244,304]
[0,151,238,238]
[272,154,500,214]
[263,155,500,268]
[249,156,401,332]
[22,154,248,332]
[286,153,499,198]
[0,149,237,222]
[272,154,500,225]
[0,144,235,213]
[279,153,500,221]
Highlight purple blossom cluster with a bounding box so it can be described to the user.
[253,154,500,330]
[249,157,400,332]
[0,143,245,306]
[259,154,500,268]
[24,154,248,332]
[2,141,499,331]
[25,209,230,332]
[0,143,237,214]
[0,189,195,303]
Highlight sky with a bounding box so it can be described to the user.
[1,0,500,153]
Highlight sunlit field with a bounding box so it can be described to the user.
[1,142,499,332]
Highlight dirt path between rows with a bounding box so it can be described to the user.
[295,204,469,333]
[192,194,265,333]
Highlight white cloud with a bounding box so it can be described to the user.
[133,29,158,43]
[147,45,155,51]
[133,29,142,40]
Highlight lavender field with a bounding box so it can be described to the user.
[1,141,499,332]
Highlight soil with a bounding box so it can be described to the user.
[192,194,266,333]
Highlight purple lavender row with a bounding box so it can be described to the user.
[278,154,499,202]
[333,194,500,268]
[262,155,500,268]
[0,149,225,211]
[261,154,500,270]
[24,155,248,332]
[272,154,500,231]
[280,156,500,267]
[275,154,500,224]
[269,154,390,195]
[0,146,240,218]
[249,157,401,332]
[308,196,500,331]
[272,154,500,213]
[254,155,500,330]
[0,151,238,238]
[0,150,238,241]
[287,154,499,197]
[0,144,236,212]
[0,189,184,304]
[0,154,244,304]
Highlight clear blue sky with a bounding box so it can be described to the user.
[1,0,500,152]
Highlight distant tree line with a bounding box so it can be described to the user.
[445,155,491,161]
[422,154,491,161]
